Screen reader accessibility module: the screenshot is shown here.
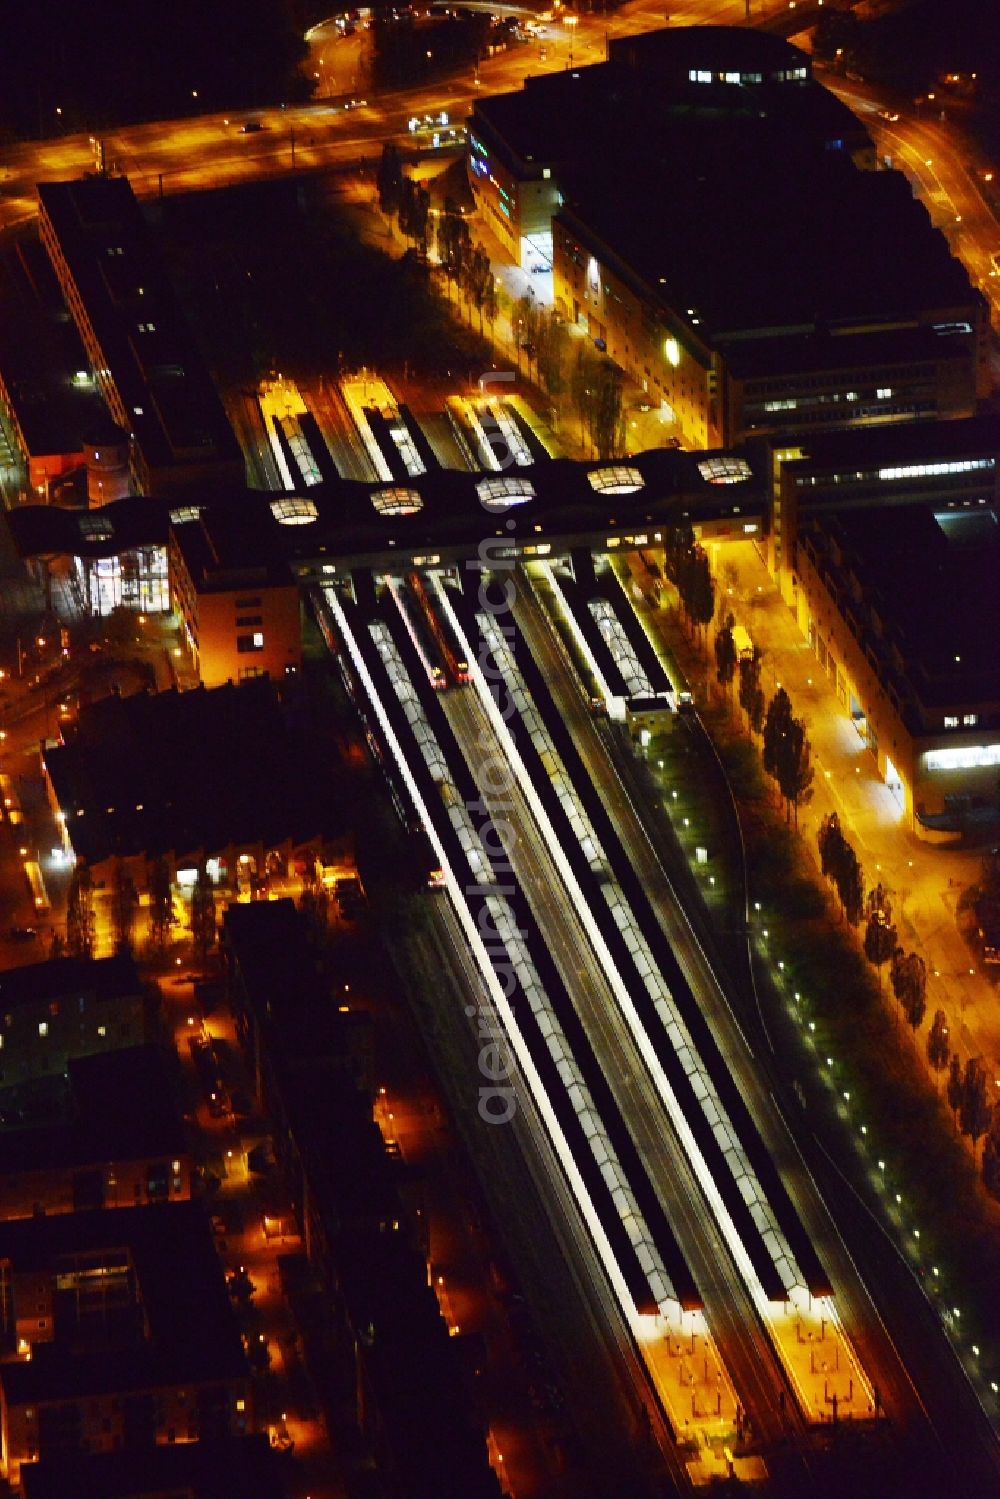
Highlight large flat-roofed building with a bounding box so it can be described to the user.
[767,413,1000,581]
[765,418,1000,831]
[0,1202,249,1483]
[469,27,986,449]
[42,678,347,886]
[36,177,243,499]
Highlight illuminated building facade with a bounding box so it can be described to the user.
[0,1204,248,1482]
[168,503,302,688]
[769,417,1000,831]
[469,27,986,450]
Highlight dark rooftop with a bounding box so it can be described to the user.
[0,1201,245,1405]
[610,24,807,75]
[223,897,324,1013]
[171,498,298,594]
[0,1045,184,1179]
[20,1435,283,1499]
[801,502,1000,711]
[781,412,1000,474]
[724,323,976,381]
[43,678,348,865]
[0,239,106,462]
[0,952,141,1011]
[559,150,973,341]
[36,177,242,487]
[4,492,170,559]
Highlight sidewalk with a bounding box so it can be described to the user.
[701,540,999,1117]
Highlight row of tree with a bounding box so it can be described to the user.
[513,297,626,458]
[816,816,930,1015]
[927,1022,1000,1197]
[666,522,715,640]
[376,153,503,339]
[715,625,814,827]
[946,1053,992,1159]
[761,686,814,828]
[674,556,1000,1210]
[817,812,865,925]
[513,298,568,394]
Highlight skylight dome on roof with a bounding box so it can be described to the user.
[78,512,114,541]
[587,465,644,496]
[698,456,753,485]
[475,476,536,511]
[370,487,424,517]
[270,496,319,526]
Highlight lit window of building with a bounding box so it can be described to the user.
[78,513,114,541]
[878,459,995,481]
[588,465,644,495]
[697,456,752,485]
[475,476,536,510]
[926,744,1000,771]
[270,495,319,526]
[370,486,424,517]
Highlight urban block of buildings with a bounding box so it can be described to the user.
[224,899,502,1499]
[468,27,987,450]
[0,1202,248,1484]
[0,1045,190,1222]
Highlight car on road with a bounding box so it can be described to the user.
[877,108,900,122]
[239,120,264,134]
[7,926,37,942]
